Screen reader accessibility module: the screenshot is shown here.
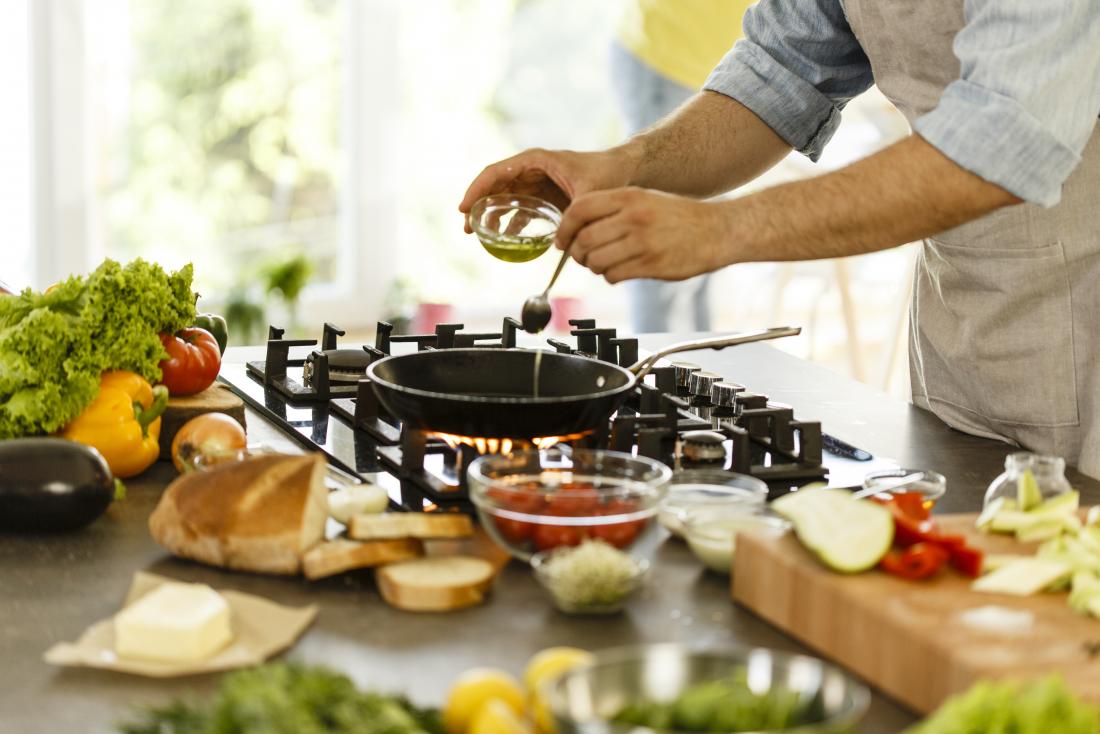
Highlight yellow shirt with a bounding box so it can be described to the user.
[618,0,752,90]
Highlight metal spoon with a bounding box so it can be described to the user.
[851,472,926,500]
[520,246,571,333]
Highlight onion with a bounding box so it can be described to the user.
[171,413,247,472]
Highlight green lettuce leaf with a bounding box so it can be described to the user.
[0,259,196,439]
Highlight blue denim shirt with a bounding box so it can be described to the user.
[703,0,1100,207]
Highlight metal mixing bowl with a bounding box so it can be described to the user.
[546,644,869,734]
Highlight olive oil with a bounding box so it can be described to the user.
[478,232,554,263]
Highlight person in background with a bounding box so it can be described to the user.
[612,0,750,334]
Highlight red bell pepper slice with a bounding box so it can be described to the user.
[948,544,985,578]
[880,543,950,580]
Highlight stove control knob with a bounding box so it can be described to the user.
[711,381,745,408]
[681,430,729,467]
[671,361,701,390]
[688,370,721,398]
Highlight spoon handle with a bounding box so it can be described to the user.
[543,247,571,296]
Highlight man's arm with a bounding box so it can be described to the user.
[559,134,1020,283]
[615,92,792,199]
[722,134,1020,263]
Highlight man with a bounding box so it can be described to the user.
[459,1,1100,476]
[613,0,751,333]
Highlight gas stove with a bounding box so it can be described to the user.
[219,318,850,512]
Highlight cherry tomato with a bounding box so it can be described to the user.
[545,485,600,516]
[591,499,645,548]
[487,486,546,515]
[493,516,536,545]
[533,523,587,552]
[158,327,222,396]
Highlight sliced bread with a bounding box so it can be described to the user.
[376,556,495,612]
[302,538,424,580]
[349,512,473,541]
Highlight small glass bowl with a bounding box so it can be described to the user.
[658,469,768,537]
[861,468,946,510]
[531,548,649,615]
[468,194,562,263]
[682,506,791,574]
[467,448,671,562]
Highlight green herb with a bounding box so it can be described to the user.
[905,675,1099,734]
[541,540,640,610]
[117,663,443,734]
[0,259,195,438]
[611,669,807,732]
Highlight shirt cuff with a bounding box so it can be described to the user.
[914,79,1082,208]
[703,41,843,161]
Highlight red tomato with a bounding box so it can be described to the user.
[533,523,588,552]
[487,486,546,516]
[591,498,645,548]
[158,327,222,396]
[493,516,536,545]
[545,485,600,516]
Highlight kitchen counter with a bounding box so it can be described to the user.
[3,336,1098,733]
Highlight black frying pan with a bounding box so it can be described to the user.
[366,327,800,439]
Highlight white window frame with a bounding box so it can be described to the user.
[29,0,396,330]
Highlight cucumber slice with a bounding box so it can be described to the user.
[1034,490,1078,517]
[982,554,1029,574]
[972,558,1071,596]
[772,488,894,573]
[1017,469,1042,511]
[1016,520,1065,544]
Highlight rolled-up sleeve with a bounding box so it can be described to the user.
[703,0,874,160]
[914,0,1100,207]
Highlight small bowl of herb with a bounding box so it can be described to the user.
[531,539,649,615]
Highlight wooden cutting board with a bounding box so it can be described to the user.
[732,513,1100,714]
[157,383,246,459]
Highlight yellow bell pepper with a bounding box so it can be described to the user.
[60,370,169,478]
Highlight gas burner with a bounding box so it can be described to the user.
[303,349,371,386]
[220,315,834,512]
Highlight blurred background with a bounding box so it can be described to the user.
[0,0,913,394]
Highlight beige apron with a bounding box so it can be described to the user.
[841,0,1100,477]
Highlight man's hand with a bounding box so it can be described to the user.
[458,148,636,233]
[555,188,732,284]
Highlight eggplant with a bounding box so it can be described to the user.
[0,438,115,532]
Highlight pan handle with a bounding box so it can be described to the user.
[629,326,802,380]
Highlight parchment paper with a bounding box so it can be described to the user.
[44,571,318,677]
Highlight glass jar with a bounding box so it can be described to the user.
[983,452,1072,509]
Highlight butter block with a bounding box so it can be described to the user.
[114,582,233,662]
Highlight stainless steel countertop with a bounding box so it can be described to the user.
[3,336,1097,733]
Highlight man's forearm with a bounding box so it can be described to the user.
[616,92,793,198]
[717,134,1022,266]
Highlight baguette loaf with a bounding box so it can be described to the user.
[302,538,424,580]
[348,512,473,541]
[149,453,328,575]
[376,556,495,612]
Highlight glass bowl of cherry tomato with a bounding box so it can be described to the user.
[467,448,672,562]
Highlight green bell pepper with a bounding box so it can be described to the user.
[193,312,229,354]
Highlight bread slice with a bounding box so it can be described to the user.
[149,453,328,575]
[348,513,473,541]
[376,556,495,612]
[302,538,424,580]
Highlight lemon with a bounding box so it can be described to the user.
[444,668,526,734]
[469,698,533,734]
[523,647,594,734]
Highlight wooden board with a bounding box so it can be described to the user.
[733,513,1100,714]
[157,383,246,459]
